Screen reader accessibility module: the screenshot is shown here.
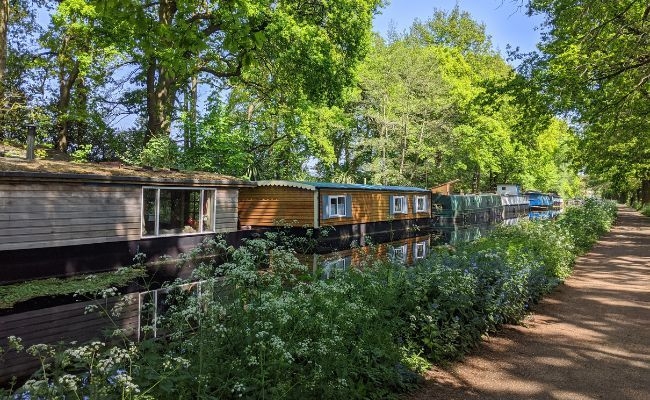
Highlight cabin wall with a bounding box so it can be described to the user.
[238,186,315,227]
[320,190,430,226]
[0,182,141,251]
[214,188,239,233]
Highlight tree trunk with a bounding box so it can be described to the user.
[145,0,178,144]
[642,178,650,206]
[0,0,7,88]
[182,74,198,149]
[56,57,80,153]
[473,167,480,193]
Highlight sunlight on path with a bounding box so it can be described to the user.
[408,205,650,400]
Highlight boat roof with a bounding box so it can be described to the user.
[255,180,430,193]
[0,156,254,187]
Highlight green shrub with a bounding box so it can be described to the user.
[4,200,617,399]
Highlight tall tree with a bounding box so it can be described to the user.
[94,0,380,145]
[526,0,650,203]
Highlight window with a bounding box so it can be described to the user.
[414,241,427,259]
[414,195,427,213]
[327,195,348,217]
[391,195,407,214]
[142,187,216,237]
[321,257,350,279]
[390,244,408,263]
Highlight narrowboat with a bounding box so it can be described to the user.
[551,193,564,209]
[526,191,554,210]
[0,156,254,284]
[496,183,529,217]
[430,193,503,225]
[238,181,432,245]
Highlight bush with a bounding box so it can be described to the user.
[3,200,617,399]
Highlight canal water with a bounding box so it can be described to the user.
[0,211,558,385]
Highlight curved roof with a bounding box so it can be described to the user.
[255,180,430,192]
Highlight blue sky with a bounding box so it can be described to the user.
[373,1,545,60]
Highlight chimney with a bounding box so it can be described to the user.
[26,124,36,161]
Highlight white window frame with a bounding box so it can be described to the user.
[414,241,427,259]
[328,195,347,217]
[414,195,427,213]
[321,257,350,279]
[390,244,408,263]
[141,187,217,237]
[392,195,408,214]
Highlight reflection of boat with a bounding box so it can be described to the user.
[305,234,433,277]
[432,224,492,245]
[526,191,554,210]
[528,210,562,220]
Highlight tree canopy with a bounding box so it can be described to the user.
[524,0,650,203]
[1,2,588,198]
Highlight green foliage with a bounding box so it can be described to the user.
[0,266,146,310]
[556,198,617,253]
[3,201,617,399]
[140,135,181,169]
[640,205,650,218]
[70,143,93,163]
[526,0,650,205]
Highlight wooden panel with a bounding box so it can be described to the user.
[0,182,141,251]
[320,190,431,226]
[238,186,314,227]
[215,188,238,232]
[0,235,136,251]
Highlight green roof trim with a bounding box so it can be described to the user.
[255,180,430,193]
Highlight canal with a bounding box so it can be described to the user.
[0,211,559,385]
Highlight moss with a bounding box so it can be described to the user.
[0,267,147,310]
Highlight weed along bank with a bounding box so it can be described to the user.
[0,157,254,284]
[238,180,432,243]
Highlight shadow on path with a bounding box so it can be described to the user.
[408,206,650,400]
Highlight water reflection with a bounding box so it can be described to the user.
[311,210,563,273]
[310,234,433,278]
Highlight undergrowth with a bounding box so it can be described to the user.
[1,199,617,399]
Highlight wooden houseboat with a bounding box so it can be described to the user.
[238,181,432,244]
[0,157,254,284]
[496,184,529,217]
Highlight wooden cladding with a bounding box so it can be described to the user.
[320,190,430,227]
[238,186,430,228]
[0,183,240,252]
[0,183,141,251]
[238,186,315,227]
[0,294,140,385]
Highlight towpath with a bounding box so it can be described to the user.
[408,205,650,400]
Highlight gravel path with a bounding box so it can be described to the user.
[408,205,650,400]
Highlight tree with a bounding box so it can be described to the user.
[526,0,650,203]
[93,0,380,145]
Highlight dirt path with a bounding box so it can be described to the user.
[408,205,650,400]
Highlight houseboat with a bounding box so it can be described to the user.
[526,191,554,210]
[0,156,254,284]
[430,193,503,225]
[496,183,529,217]
[238,180,432,246]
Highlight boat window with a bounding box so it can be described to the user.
[141,188,216,237]
[392,196,407,214]
[328,195,347,217]
[415,195,427,212]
